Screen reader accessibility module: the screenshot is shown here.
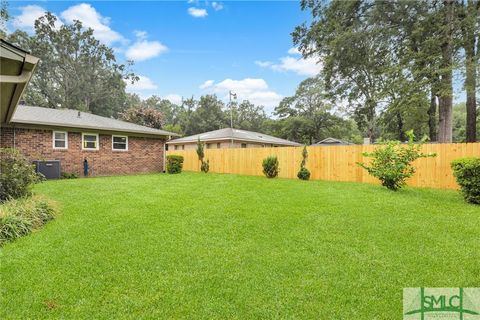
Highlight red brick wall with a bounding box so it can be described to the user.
[0,127,165,176]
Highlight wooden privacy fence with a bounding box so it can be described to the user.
[167,143,480,189]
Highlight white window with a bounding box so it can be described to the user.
[112,135,128,151]
[174,145,179,150]
[53,131,68,149]
[82,133,99,150]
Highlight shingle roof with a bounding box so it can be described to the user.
[312,137,353,145]
[167,127,301,146]
[11,105,179,137]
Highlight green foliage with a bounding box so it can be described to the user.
[451,158,480,204]
[297,146,311,180]
[0,148,42,202]
[6,13,136,118]
[262,156,280,178]
[196,138,209,173]
[357,131,435,191]
[166,155,184,174]
[196,138,205,162]
[61,172,79,179]
[0,196,56,245]
[201,159,210,173]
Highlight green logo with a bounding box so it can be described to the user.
[404,288,480,320]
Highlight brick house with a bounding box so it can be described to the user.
[1,40,177,177]
[1,106,178,176]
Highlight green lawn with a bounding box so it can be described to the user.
[1,173,479,319]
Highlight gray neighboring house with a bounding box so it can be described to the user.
[167,128,301,150]
[312,137,353,146]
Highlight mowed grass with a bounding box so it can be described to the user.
[1,173,479,319]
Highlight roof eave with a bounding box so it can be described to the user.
[10,119,179,137]
[167,136,300,146]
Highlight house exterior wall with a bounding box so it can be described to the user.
[1,127,165,176]
[168,140,276,151]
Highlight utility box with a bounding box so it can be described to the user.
[33,160,61,179]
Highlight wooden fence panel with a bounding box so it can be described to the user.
[167,143,480,189]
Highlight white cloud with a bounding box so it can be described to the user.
[134,30,148,40]
[256,48,321,77]
[13,5,62,31]
[126,39,168,61]
[287,47,301,55]
[255,61,273,68]
[164,94,183,105]
[125,76,158,92]
[61,3,124,45]
[199,80,214,89]
[212,2,224,11]
[188,7,208,18]
[201,78,283,111]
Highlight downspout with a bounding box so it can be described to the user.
[163,137,167,172]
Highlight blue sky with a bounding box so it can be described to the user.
[8,1,318,113]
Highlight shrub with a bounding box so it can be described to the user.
[196,138,209,173]
[61,172,79,179]
[201,159,210,173]
[0,148,42,202]
[262,156,279,178]
[357,131,435,191]
[451,157,480,204]
[0,196,56,245]
[297,146,311,180]
[166,155,184,174]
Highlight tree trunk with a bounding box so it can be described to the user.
[396,112,406,141]
[438,0,455,143]
[464,0,478,142]
[428,88,438,142]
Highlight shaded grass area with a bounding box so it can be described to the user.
[0,173,479,319]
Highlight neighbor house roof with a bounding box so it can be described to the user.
[312,137,353,146]
[167,128,301,146]
[0,39,40,124]
[11,105,180,137]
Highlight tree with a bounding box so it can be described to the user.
[120,105,165,129]
[183,95,228,135]
[0,0,9,36]
[275,77,360,144]
[232,100,268,132]
[460,0,479,142]
[6,13,137,118]
[293,1,391,142]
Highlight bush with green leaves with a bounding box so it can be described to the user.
[0,196,56,245]
[357,131,435,191]
[196,138,209,173]
[0,148,42,202]
[262,156,280,178]
[201,159,210,173]
[297,146,311,180]
[61,172,79,179]
[166,155,184,174]
[451,157,480,204]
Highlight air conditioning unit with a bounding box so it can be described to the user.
[33,160,61,179]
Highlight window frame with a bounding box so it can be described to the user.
[82,133,99,151]
[112,135,128,151]
[52,131,68,150]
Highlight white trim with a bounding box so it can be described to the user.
[112,135,128,151]
[82,132,99,150]
[52,130,68,149]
